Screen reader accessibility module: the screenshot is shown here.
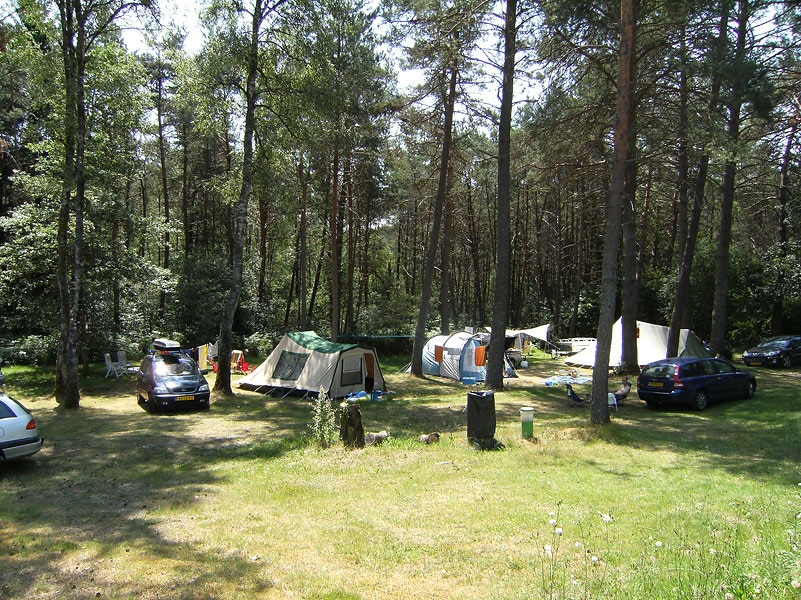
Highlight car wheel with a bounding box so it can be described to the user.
[746,381,756,399]
[782,354,792,368]
[694,390,709,411]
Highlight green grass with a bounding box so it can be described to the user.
[1,357,800,599]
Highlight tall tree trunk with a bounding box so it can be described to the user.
[298,155,309,328]
[710,0,748,357]
[330,129,341,341]
[466,185,485,325]
[771,120,796,334]
[667,4,728,357]
[214,0,262,393]
[54,0,82,409]
[181,120,193,256]
[592,0,636,424]
[486,0,516,390]
[410,61,458,377]
[440,172,453,334]
[157,76,170,322]
[344,152,355,334]
[620,116,639,372]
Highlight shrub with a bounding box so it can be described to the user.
[0,334,57,365]
[308,389,339,449]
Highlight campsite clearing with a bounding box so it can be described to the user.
[0,357,799,599]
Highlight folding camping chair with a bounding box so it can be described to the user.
[230,350,250,374]
[104,353,120,378]
[566,382,620,412]
[566,383,589,407]
[612,376,632,404]
[117,351,137,374]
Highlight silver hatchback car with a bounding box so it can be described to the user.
[0,393,44,462]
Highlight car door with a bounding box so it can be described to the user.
[696,360,725,400]
[711,359,740,399]
[137,356,154,401]
[789,337,801,365]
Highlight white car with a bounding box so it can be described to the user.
[0,393,44,463]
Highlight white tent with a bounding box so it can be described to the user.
[564,319,711,368]
[506,324,551,351]
[238,331,385,398]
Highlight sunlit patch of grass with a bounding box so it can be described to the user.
[1,356,800,598]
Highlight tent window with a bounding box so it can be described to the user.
[341,356,363,386]
[272,351,309,380]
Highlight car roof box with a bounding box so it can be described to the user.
[153,338,181,351]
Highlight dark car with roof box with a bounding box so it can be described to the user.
[637,356,756,411]
[137,339,210,412]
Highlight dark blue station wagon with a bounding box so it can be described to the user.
[637,357,756,411]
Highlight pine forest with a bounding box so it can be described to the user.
[1,0,800,404]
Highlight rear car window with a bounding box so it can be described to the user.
[0,395,29,419]
[642,364,676,378]
[0,400,15,419]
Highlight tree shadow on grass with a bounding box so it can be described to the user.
[0,390,307,599]
[511,365,801,486]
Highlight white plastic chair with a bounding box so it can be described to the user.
[117,351,136,374]
[607,392,618,412]
[104,353,120,378]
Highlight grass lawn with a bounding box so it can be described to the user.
[1,353,800,599]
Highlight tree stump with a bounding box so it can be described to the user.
[339,401,365,449]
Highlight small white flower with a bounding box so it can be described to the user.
[555,527,563,535]
[600,512,612,523]
[655,541,663,548]
[549,518,557,526]
[591,555,600,563]
[575,541,582,549]
[724,594,734,600]
[709,548,717,555]
[545,544,553,556]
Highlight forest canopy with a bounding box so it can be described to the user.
[0,0,799,378]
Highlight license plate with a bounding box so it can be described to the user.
[177,395,195,401]
[649,381,664,388]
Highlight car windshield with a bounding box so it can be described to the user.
[641,363,677,379]
[760,338,789,349]
[154,354,199,376]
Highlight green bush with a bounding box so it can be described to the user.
[244,332,275,357]
[0,334,57,365]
